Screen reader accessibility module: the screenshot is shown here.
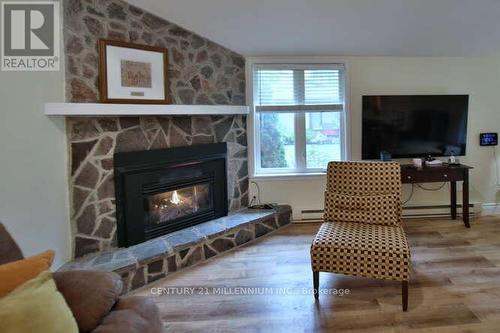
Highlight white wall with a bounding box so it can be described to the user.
[1,53,498,268]
[249,56,500,219]
[0,69,70,267]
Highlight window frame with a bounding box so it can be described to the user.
[246,57,351,179]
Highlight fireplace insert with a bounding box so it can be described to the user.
[114,143,228,247]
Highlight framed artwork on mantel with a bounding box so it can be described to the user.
[98,39,170,104]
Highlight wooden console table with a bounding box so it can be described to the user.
[400,164,472,228]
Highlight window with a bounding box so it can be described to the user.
[252,63,348,175]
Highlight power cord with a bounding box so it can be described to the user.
[416,182,447,191]
[249,181,262,206]
[402,182,446,206]
[402,184,415,205]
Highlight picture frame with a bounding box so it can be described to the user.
[98,39,170,104]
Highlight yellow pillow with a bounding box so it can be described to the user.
[0,250,54,297]
[0,271,78,333]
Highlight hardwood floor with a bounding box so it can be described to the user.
[134,216,500,332]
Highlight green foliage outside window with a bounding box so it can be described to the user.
[260,113,288,168]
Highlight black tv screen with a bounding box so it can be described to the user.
[362,95,469,159]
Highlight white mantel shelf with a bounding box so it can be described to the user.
[44,103,250,116]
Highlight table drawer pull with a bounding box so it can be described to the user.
[444,174,448,178]
[407,176,412,180]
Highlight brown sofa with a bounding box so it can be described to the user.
[0,223,164,333]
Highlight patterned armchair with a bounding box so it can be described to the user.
[310,161,411,311]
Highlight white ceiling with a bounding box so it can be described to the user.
[128,0,500,57]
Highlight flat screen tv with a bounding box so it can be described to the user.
[362,95,469,159]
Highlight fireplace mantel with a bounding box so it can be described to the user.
[44,103,249,116]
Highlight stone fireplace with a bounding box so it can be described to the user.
[64,0,248,258]
[114,143,228,247]
[69,115,247,257]
[59,0,292,292]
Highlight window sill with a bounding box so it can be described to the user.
[250,172,327,181]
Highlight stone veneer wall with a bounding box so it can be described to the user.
[64,0,247,257]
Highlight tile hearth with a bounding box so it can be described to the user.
[59,206,292,292]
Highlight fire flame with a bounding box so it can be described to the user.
[170,191,181,205]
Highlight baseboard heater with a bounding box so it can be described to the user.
[401,203,478,218]
[298,209,324,222]
[298,203,478,222]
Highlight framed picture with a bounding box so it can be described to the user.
[98,39,169,104]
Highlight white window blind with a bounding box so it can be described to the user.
[254,64,345,112]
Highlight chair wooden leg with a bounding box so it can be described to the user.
[313,271,319,299]
[402,281,408,312]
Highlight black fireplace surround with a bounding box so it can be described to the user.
[114,143,228,247]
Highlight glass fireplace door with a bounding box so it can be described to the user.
[144,180,213,228]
